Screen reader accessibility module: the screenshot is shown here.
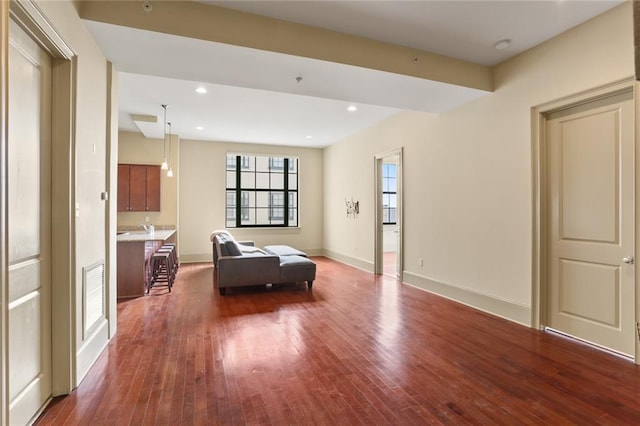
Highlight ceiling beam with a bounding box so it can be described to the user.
[78,0,494,92]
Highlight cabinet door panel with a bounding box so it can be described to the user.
[117,164,130,211]
[146,165,161,211]
[129,165,147,211]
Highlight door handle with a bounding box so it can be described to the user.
[623,256,634,264]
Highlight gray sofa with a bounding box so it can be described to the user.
[211,232,316,295]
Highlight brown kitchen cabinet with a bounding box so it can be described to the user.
[117,164,160,212]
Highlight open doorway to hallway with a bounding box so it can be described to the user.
[382,161,398,277]
[375,149,402,280]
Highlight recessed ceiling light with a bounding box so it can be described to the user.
[494,39,511,50]
[196,126,204,130]
[306,135,312,139]
[347,105,358,112]
[195,87,207,94]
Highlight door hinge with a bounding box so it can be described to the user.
[636,322,640,343]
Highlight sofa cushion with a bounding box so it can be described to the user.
[279,255,316,283]
[216,234,243,256]
[240,245,266,255]
[264,245,307,257]
[214,233,242,257]
[224,239,243,256]
[210,229,232,242]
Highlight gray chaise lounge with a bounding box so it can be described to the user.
[211,232,316,295]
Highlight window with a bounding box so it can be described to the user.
[226,154,299,227]
[227,155,250,170]
[382,163,397,224]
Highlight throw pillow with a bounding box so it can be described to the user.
[223,239,243,256]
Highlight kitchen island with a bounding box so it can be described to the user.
[117,229,176,298]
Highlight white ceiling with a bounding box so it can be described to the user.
[208,0,622,67]
[83,0,622,148]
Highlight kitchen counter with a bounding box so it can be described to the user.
[117,229,177,298]
[116,229,176,242]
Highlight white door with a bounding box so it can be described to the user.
[546,90,635,356]
[8,19,52,424]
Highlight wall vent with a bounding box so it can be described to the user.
[83,261,105,339]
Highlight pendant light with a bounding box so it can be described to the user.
[160,104,169,170]
[167,121,174,178]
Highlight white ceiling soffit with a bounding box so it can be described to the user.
[132,114,158,138]
[119,72,403,147]
[84,20,490,147]
[85,20,489,112]
[207,0,624,67]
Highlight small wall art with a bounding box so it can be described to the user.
[345,197,359,219]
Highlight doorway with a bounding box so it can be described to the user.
[535,84,637,360]
[3,2,76,423]
[375,149,403,279]
[7,18,53,424]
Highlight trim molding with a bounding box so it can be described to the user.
[322,249,374,273]
[0,2,9,424]
[10,0,74,59]
[403,272,532,327]
[75,320,108,386]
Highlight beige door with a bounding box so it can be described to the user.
[8,19,52,424]
[546,90,635,357]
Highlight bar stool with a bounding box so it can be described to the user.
[157,245,177,283]
[162,243,179,271]
[148,251,173,293]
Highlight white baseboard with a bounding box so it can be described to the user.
[403,271,532,327]
[76,319,109,387]
[322,249,375,273]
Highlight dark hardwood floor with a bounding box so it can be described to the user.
[36,258,640,425]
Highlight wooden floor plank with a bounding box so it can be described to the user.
[36,258,640,425]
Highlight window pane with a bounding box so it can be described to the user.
[241,171,255,188]
[256,207,270,224]
[383,177,389,192]
[288,158,297,173]
[226,155,236,170]
[387,164,396,175]
[288,173,297,190]
[390,208,397,223]
[271,192,284,206]
[288,209,298,226]
[243,156,254,171]
[241,209,252,225]
[383,209,389,223]
[388,177,397,192]
[256,191,269,208]
[244,191,254,208]
[226,171,236,188]
[256,156,270,172]
[289,192,297,208]
[226,191,236,207]
[270,172,284,189]
[383,193,390,207]
[389,194,397,208]
[271,157,286,170]
[226,211,235,228]
[256,172,270,189]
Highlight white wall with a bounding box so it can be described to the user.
[34,0,115,385]
[117,131,179,230]
[179,139,323,262]
[323,3,634,325]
